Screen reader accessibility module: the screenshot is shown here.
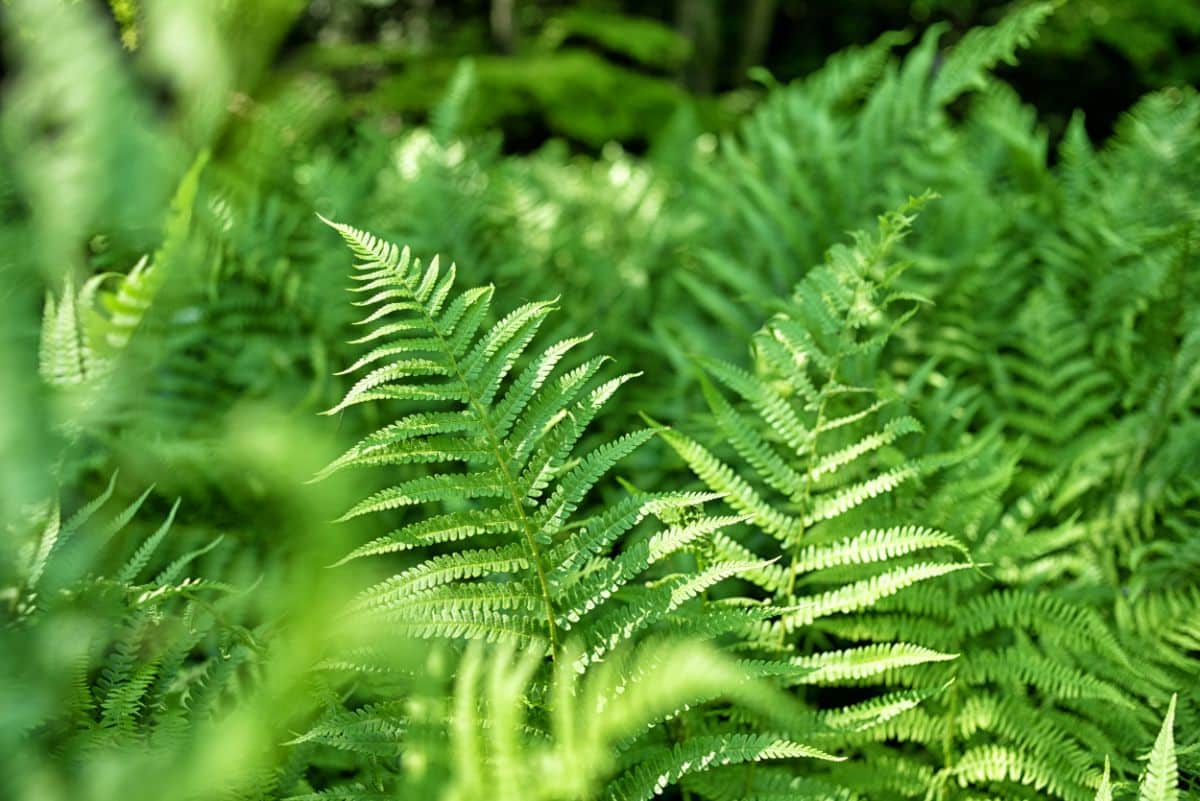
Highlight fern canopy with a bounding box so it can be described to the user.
[1,3,1197,801]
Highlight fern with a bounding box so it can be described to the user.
[654,200,988,801]
[304,221,843,798]
[37,151,208,438]
[5,4,1199,801]
[2,478,245,760]
[317,219,750,657]
[680,2,1059,345]
[929,1,1061,105]
[1091,698,1182,801]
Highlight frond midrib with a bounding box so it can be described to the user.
[387,252,562,657]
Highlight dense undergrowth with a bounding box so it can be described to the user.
[1,2,1198,801]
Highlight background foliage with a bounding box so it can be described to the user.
[1,2,1197,800]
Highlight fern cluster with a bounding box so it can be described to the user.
[1,2,1197,801]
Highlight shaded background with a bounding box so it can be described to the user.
[7,1,1197,152]
[279,0,1200,148]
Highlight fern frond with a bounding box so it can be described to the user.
[930,1,1059,105]
[319,220,765,669]
[1139,695,1178,801]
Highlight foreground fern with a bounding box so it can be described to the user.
[294,636,839,801]
[658,200,985,798]
[1095,698,1181,801]
[314,218,770,661]
[304,220,848,798]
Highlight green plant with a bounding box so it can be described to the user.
[0,476,254,798]
[2,3,1198,801]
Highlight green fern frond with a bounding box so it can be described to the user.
[930,1,1060,105]
[607,734,842,801]
[1140,695,1178,801]
[1095,757,1114,801]
[318,219,767,668]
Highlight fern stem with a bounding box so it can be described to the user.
[781,360,840,615]
[409,280,562,658]
[937,663,960,801]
